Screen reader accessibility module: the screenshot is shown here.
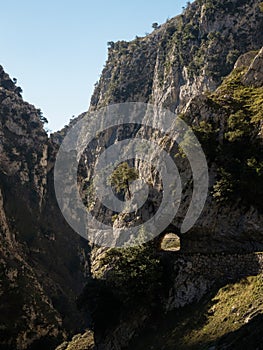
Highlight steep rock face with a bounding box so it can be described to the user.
[76,1,263,349]
[0,67,90,349]
[0,74,47,210]
[84,0,263,256]
[179,47,263,252]
[73,0,263,265]
[91,0,263,113]
[86,44,263,350]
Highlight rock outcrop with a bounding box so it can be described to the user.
[0,66,90,349]
[82,0,263,254]
[243,47,263,87]
[75,0,263,348]
[91,0,263,113]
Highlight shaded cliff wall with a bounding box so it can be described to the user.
[0,66,90,349]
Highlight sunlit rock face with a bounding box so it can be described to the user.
[85,0,263,256]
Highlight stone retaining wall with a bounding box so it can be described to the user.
[163,252,263,311]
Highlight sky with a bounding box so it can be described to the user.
[1,0,189,131]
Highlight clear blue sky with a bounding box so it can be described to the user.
[1,0,189,131]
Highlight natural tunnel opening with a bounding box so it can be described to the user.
[160,233,181,251]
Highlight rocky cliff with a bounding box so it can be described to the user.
[0,66,90,349]
[62,42,263,348]
[91,0,263,111]
[86,0,263,253]
[1,0,263,349]
[75,0,263,348]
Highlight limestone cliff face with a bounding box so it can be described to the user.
[91,0,263,113]
[0,67,90,350]
[65,44,263,350]
[0,67,47,209]
[85,0,263,256]
[76,1,263,348]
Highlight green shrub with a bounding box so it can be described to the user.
[100,242,162,303]
[78,239,163,331]
[108,162,139,199]
[206,66,263,208]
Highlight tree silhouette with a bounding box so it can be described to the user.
[152,22,160,30]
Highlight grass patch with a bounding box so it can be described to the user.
[128,274,263,349]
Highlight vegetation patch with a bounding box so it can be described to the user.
[78,239,163,332]
[128,274,263,349]
[187,64,263,209]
